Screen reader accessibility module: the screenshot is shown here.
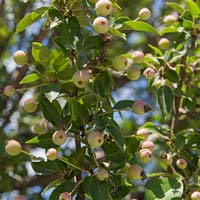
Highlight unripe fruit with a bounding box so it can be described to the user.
[158,38,170,50]
[87,131,104,148]
[139,8,151,20]
[132,51,144,64]
[141,140,154,151]
[4,85,15,97]
[23,98,38,113]
[96,167,109,181]
[143,68,156,79]
[136,128,148,140]
[126,66,141,80]
[198,158,200,168]
[59,192,72,200]
[52,130,67,145]
[132,100,146,115]
[72,70,90,88]
[138,149,152,163]
[93,17,109,34]
[46,148,58,161]
[33,119,49,134]
[160,153,173,165]
[176,158,187,169]
[163,15,177,26]
[13,50,27,65]
[5,140,22,156]
[112,55,128,71]
[95,0,112,16]
[15,195,27,200]
[127,164,144,180]
[191,191,200,200]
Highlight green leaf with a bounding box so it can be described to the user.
[109,27,126,40]
[148,44,163,56]
[32,42,52,66]
[31,160,67,175]
[26,133,56,149]
[164,70,179,83]
[107,126,125,152]
[83,176,109,200]
[122,21,160,35]
[144,177,183,200]
[160,27,183,35]
[111,186,131,200]
[185,0,200,19]
[197,0,200,7]
[83,36,103,51]
[16,7,47,33]
[39,95,61,127]
[41,179,63,195]
[113,100,134,110]
[158,86,173,116]
[19,73,39,84]
[166,3,184,14]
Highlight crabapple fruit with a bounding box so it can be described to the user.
[4,85,15,97]
[95,0,112,16]
[141,140,154,151]
[176,158,187,169]
[126,66,141,80]
[59,192,72,200]
[93,16,109,34]
[5,140,22,156]
[52,130,67,145]
[143,68,156,79]
[14,195,27,200]
[96,167,109,181]
[138,149,152,163]
[198,158,200,168]
[23,98,38,113]
[160,153,173,165]
[127,164,144,180]
[163,14,177,26]
[33,119,47,134]
[112,55,128,71]
[158,38,170,50]
[136,128,148,140]
[139,8,151,20]
[191,191,200,200]
[132,100,146,115]
[13,50,27,65]
[46,148,58,161]
[72,70,90,88]
[132,51,144,64]
[87,131,104,148]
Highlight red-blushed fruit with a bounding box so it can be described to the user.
[141,140,154,151]
[96,167,109,181]
[191,191,200,200]
[46,148,58,161]
[126,66,141,80]
[72,70,90,88]
[23,98,38,113]
[127,164,144,180]
[176,158,187,169]
[132,100,146,115]
[158,38,170,50]
[52,130,67,145]
[95,0,112,16]
[136,128,149,140]
[14,195,27,200]
[139,8,151,20]
[93,16,109,34]
[13,50,27,65]
[138,149,152,163]
[59,192,72,200]
[163,14,177,26]
[112,55,128,71]
[87,131,104,148]
[5,140,22,156]
[160,152,173,165]
[132,51,144,64]
[143,68,156,79]
[4,85,15,97]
